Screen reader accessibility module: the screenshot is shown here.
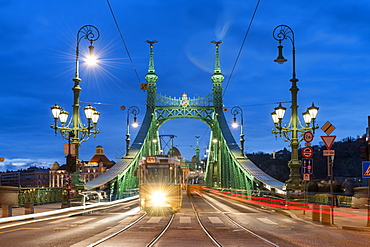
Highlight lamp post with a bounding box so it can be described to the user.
[231,106,245,156]
[271,25,319,194]
[125,106,140,156]
[50,25,101,202]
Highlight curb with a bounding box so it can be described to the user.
[342,225,370,231]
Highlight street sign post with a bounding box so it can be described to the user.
[302,146,313,158]
[303,174,310,181]
[302,158,313,174]
[321,121,336,135]
[363,162,370,178]
[303,131,314,143]
[321,135,336,150]
[323,150,335,156]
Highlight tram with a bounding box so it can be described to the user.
[186,170,204,196]
[138,155,183,215]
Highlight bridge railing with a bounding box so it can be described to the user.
[156,93,213,106]
[205,187,353,209]
[18,187,63,207]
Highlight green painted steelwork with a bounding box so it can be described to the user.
[85,40,284,200]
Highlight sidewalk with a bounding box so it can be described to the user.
[5,203,62,217]
[1,196,139,224]
[284,204,370,231]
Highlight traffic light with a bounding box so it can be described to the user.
[360,145,369,161]
[64,175,72,190]
[66,154,77,173]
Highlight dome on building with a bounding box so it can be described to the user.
[86,146,114,168]
[191,155,197,163]
[50,162,60,170]
[168,147,181,158]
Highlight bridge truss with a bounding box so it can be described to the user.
[86,41,284,199]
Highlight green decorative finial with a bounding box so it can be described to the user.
[145,40,158,74]
[211,40,223,74]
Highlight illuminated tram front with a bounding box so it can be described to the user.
[139,155,183,215]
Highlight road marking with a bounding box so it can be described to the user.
[0,228,39,234]
[282,218,296,223]
[147,217,162,224]
[179,217,191,223]
[208,217,223,224]
[257,218,278,225]
[73,217,96,224]
[95,218,113,225]
[47,218,73,224]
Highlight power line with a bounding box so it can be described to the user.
[106,0,141,83]
[237,101,292,108]
[223,0,261,96]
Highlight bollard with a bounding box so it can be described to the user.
[321,205,331,225]
[24,202,34,215]
[311,204,320,222]
[2,204,12,218]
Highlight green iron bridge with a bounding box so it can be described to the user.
[86,40,284,199]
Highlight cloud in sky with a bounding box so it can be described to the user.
[0,158,56,172]
[1,0,370,170]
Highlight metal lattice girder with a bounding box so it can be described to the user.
[155,106,215,127]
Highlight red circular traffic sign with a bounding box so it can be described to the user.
[302,146,313,158]
[303,131,314,143]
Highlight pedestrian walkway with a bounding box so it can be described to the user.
[283,204,370,231]
[8,203,62,217]
[0,196,139,224]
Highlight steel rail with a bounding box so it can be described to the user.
[202,194,280,247]
[86,212,147,247]
[189,196,223,247]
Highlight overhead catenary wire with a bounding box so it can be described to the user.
[106,0,141,84]
[223,0,261,96]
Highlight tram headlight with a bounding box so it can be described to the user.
[150,191,166,206]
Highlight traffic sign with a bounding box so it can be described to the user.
[303,174,310,181]
[321,135,336,150]
[323,150,335,156]
[64,144,76,155]
[140,83,148,90]
[303,131,314,143]
[363,162,370,178]
[321,121,336,135]
[302,158,313,174]
[302,147,313,158]
[0,157,4,162]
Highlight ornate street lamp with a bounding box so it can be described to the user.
[231,106,245,156]
[271,25,319,194]
[125,106,140,156]
[50,25,101,160]
[50,25,101,205]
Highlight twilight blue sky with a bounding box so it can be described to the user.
[1,0,370,171]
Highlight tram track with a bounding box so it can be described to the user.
[85,211,175,247]
[189,192,280,247]
[202,194,279,247]
[84,191,280,247]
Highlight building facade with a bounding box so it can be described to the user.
[80,146,115,183]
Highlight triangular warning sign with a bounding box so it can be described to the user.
[321,135,336,150]
[365,166,370,176]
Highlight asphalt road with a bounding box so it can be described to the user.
[1,192,370,246]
